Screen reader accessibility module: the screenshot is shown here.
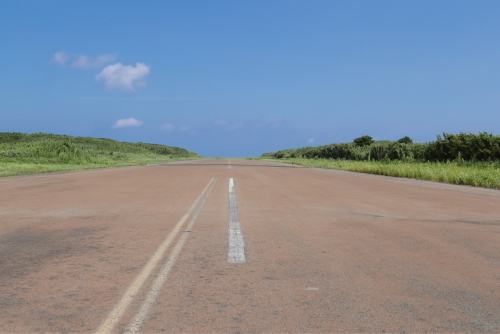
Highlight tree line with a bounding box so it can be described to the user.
[261,132,500,162]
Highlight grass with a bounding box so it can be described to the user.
[0,132,201,177]
[0,155,200,178]
[254,157,500,190]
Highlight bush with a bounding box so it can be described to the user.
[397,136,413,144]
[353,135,374,147]
[261,132,500,163]
[424,132,500,162]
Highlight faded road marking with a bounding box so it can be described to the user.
[125,179,217,333]
[95,178,216,334]
[227,178,246,263]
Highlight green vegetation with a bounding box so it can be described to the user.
[259,132,500,189]
[0,132,200,177]
[256,158,500,189]
[397,136,413,144]
[353,135,374,147]
[262,132,500,162]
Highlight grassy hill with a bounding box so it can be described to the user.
[0,132,199,177]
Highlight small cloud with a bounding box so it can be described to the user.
[51,51,69,66]
[160,123,175,132]
[308,138,314,144]
[112,117,143,129]
[213,120,243,130]
[96,62,150,92]
[72,55,91,68]
[179,126,191,131]
[265,118,284,127]
[72,53,116,69]
[51,52,116,69]
[231,122,243,130]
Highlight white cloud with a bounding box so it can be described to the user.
[179,126,191,132]
[265,118,284,127]
[214,120,243,129]
[72,54,116,69]
[160,123,175,132]
[51,52,115,68]
[308,138,314,144]
[112,118,143,129]
[96,62,150,92]
[52,51,69,66]
[231,122,243,129]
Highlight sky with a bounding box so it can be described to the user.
[1,1,500,157]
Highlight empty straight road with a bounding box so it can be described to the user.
[0,159,499,332]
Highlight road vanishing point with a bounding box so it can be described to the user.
[1,159,499,332]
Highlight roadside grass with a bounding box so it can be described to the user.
[0,155,201,178]
[0,132,201,177]
[254,157,500,189]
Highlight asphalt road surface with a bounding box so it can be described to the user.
[1,159,499,333]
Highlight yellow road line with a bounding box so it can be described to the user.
[95,178,215,334]
[125,178,217,333]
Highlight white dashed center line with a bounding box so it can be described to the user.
[227,178,246,263]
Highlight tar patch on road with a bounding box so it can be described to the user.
[0,226,103,280]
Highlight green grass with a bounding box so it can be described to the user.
[0,132,201,177]
[0,156,201,178]
[254,157,500,189]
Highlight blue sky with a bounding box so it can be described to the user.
[1,1,499,157]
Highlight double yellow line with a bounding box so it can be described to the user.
[95,178,217,334]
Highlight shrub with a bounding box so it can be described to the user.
[262,132,500,163]
[397,136,413,144]
[353,135,374,147]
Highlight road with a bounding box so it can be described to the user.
[0,159,499,332]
